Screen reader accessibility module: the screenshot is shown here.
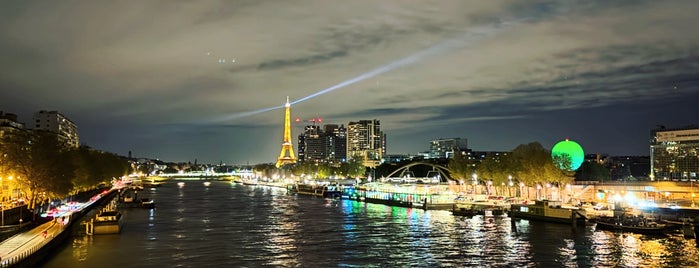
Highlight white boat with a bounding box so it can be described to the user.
[177,182,185,187]
[203,181,211,187]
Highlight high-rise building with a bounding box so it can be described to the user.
[324,124,346,162]
[297,124,347,164]
[429,137,468,159]
[297,125,324,162]
[32,110,79,148]
[347,119,385,167]
[650,125,699,181]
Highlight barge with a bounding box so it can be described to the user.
[510,200,586,225]
[93,210,123,234]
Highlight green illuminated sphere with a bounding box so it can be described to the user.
[551,139,584,171]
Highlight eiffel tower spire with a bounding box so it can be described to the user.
[276,96,297,167]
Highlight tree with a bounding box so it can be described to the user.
[575,161,610,181]
[447,152,473,184]
[507,142,575,199]
[342,158,366,178]
[67,146,131,196]
[290,162,317,177]
[0,130,74,210]
[510,143,543,192]
[476,154,513,195]
[253,163,276,179]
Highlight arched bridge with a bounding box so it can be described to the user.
[381,162,455,184]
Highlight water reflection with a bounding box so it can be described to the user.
[40,182,698,268]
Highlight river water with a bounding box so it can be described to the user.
[40,181,699,267]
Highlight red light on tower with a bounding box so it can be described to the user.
[295,116,324,125]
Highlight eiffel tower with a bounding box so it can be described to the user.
[276,96,297,167]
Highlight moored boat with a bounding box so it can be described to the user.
[93,210,123,234]
[139,198,156,209]
[452,200,508,217]
[452,203,480,217]
[289,184,343,199]
[594,215,669,235]
[510,200,586,225]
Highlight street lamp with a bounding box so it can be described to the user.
[508,175,513,197]
[1,175,3,227]
[508,181,514,197]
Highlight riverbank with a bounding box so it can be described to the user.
[0,187,117,268]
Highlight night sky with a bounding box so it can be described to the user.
[1,1,698,164]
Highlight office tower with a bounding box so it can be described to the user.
[347,119,385,167]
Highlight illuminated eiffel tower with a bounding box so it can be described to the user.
[276,96,297,167]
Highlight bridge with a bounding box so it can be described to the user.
[379,162,455,184]
[153,169,255,179]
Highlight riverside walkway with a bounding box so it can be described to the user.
[0,220,66,267]
[0,188,116,267]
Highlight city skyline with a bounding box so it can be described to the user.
[2,1,699,164]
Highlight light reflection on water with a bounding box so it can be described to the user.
[40,181,698,268]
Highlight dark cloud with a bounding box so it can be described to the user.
[258,51,348,70]
[1,0,698,163]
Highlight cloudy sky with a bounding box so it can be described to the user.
[1,0,698,164]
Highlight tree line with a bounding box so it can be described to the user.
[0,130,132,211]
[252,158,366,180]
[445,142,569,196]
[253,141,614,189]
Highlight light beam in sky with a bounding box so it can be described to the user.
[213,19,519,123]
[214,105,284,121]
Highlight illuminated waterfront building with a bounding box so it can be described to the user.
[32,110,79,148]
[650,125,699,181]
[347,119,385,167]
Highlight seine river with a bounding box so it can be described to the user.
[41,181,698,267]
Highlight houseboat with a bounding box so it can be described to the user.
[289,184,343,199]
[93,210,123,234]
[452,197,508,217]
[510,200,586,225]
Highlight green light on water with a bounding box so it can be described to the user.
[551,139,584,171]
